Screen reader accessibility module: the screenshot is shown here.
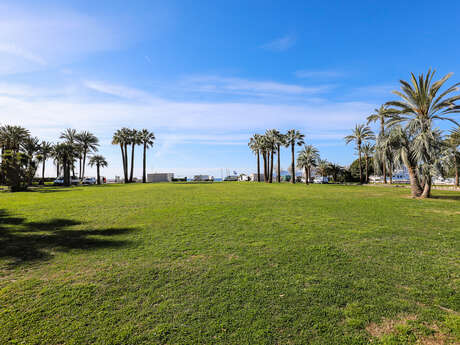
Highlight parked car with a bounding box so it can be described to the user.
[313,176,329,184]
[53,176,80,185]
[82,177,97,185]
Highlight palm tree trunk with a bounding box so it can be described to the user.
[381,118,387,184]
[407,166,422,198]
[79,157,82,179]
[263,152,268,183]
[421,175,432,198]
[97,164,101,185]
[41,158,46,185]
[383,163,387,184]
[129,144,135,182]
[256,150,260,182]
[81,150,87,180]
[124,143,129,183]
[269,149,274,183]
[56,162,60,178]
[277,144,281,183]
[142,143,147,183]
[455,154,459,187]
[358,146,363,184]
[304,167,308,185]
[291,143,295,184]
[120,144,127,183]
[365,156,369,184]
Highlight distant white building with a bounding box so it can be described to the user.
[249,173,264,181]
[193,175,213,181]
[147,173,174,183]
[224,175,238,181]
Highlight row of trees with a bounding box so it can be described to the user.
[111,128,155,183]
[345,70,460,198]
[248,129,305,183]
[0,125,108,191]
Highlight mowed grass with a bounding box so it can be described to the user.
[0,183,459,345]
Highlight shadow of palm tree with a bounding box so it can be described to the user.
[431,194,460,201]
[0,210,136,267]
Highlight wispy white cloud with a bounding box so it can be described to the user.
[179,75,331,97]
[0,3,122,74]
[261,35,296,51]
[295,70,345,79]
[84,81,154,100]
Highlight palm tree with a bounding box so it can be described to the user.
[248,134,263,182]
[89,155,108,185]
[367,105,389,183]
[265,130,280,183]
[60,128,78,177]
[446,127,460,186]
[361,143,374,183]
[0,125,30,185]
[285,129,305,184]
[266,130,285,183]
[386,69,460,198]
[53,142,78,186]
[328,163,344,183]
[344,124,375,184]
[128,129,141,183]
[21,136,40,185]
[76,131,99,180]
[139,129,155,183]
[112,129,129,183]
[317,159,330,179]
[38,141,53,185]
[297,145,319,184]
[0,125,30,152]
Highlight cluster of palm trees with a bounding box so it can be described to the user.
[112,128,155,183]
[0,125,108,190]
[248,129,306,183]
[345,69,460,198]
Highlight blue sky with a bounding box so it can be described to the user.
[2,0,460,178]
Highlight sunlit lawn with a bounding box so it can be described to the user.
[0,183,459,344]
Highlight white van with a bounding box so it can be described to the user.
[313,176,329,184]
[53,176,80,185]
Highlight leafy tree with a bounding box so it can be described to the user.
[285,129,305,184]
[89,155,108,185]
[444,127,460,186]
[139,129,155,183]
[344,124,375,184]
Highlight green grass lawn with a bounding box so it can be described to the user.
[0,183,459,344]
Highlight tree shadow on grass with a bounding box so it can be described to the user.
[0,209,136,267]
[431,194,460,201]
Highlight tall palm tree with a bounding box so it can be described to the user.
[128,129,140,183]
[344,124,375,184]
[248,134,263,182]
[266,129,285,183]
[21,136,40,185]
[60,128,78,177]
[89,155,108,185]
[76,131,99,180]
[38,141,53,185]
[265,129,279,183]
[361,143,374,184]
[386,69,460,198]
[112,129,129,183]
[139,129,155,183]
[285,129,305,184]
[297,145,319,184]
[367,105,389,183]
[53,142,78,186]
